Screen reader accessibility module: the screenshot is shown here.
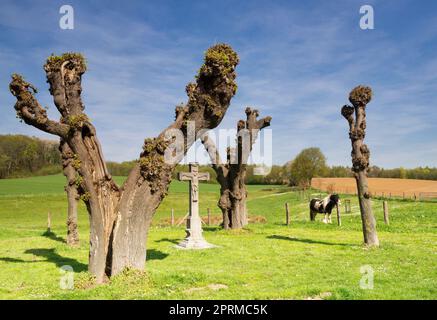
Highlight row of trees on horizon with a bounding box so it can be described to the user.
[1,134,436,184]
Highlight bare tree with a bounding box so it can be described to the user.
[341,85,379,247]
[9,44,239,282]
[201,108,271,229]
[59,140,80,246]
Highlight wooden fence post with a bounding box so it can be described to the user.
[171,208,174,226]
[207,207,211,226]
[336,205,341,226]
[285,202,290,226]
[383,201,389,225]
[344,199,351,213]
[47,211,51,232]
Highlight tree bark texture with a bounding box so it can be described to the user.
[201,108,271,229]
[60,140,80,246]
[9,44,239,282]
[341,86,379,247]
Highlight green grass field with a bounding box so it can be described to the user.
[0,174,436,299]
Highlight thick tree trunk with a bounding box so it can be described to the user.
[65,129,120,281]
[202,108,271,229]
[230,195,247,228]
[109,166,157,276]
[230,173,248,228]
[342,86,379,247]
[9,44,240,283]
[218,187,247,230]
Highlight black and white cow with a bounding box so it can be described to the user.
[309,194,341,223]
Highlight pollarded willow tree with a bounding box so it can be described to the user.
[9,44,239,282]
[59,140,80,246]
[341,85,379,247]
[201,108,271,229]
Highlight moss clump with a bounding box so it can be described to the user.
[71,154,81,170]
[142,137,168,155]
[10,74,38,95]
[349,85,372,107]
[46,52,87,70]
[204,44,239,68]
[202,94,218,112]
[197,43,239,78]
[66,114,89,129]
[139,137,171,193]
[80,192,91,202]
[139,155,166,193]
[74,174,83,188]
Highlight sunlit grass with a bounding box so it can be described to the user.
[0,175,436,299]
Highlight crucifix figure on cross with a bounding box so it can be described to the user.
[178,164,208,202]
[175,163,217,249]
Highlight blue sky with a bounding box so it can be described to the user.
[0,0,436,168]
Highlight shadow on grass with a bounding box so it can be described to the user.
[267,235,354,247]
[202,226,222,232]
[0,257,25,263]
[42,230,66,244]
[0,248,87,272]
[155,238,180,245]
[146,249,169,261]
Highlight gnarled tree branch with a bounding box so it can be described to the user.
[9,74,70,138]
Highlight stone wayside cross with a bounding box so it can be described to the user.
[175,163,217,249]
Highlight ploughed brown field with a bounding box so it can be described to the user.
[311,177,437,199]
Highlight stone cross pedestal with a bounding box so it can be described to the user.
[175,163,217,249]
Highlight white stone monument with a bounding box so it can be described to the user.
[175,163,217,249]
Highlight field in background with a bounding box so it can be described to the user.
[312,177,437,199]
[0,175,436,299]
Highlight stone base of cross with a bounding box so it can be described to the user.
[175,163,217,250]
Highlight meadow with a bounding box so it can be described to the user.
[0,174,436,299]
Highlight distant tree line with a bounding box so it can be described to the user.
[1,135,436,183]
[106,160,137,176]
[0,135,61,178]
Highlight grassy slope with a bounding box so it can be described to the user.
[0,175,435,299]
